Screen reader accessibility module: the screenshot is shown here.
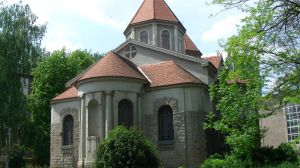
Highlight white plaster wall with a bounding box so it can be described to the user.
[51,99,80,124]
[142,86,209,116]
[77,80,144,95]
[118,45,210,84]
[143,87,185,115]
[183,87,210,112]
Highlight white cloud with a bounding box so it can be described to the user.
[18,0,134,30]
[201,15,245,42]
[42,24,82,52]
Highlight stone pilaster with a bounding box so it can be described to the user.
[174,25,178,52]
[152,23,157,46]
[137,93,143,129]
[105,91,113,137]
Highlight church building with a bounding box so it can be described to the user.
[50,0,223,167]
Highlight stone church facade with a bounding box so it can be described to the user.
[50,0,222,167]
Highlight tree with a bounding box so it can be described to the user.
[211,0,300,105]
[203,0,300,166]
[28,49,95,165]
[0,0,45,149]
[94,126,161,168]
[205,44,262,162]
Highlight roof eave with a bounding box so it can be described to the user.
[145,82,208,91]
[76,76,148,88]
[124,19,186,35]
[51,97,80,105]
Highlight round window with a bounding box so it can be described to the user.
[125,45,137,59]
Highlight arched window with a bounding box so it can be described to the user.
[158,105,174,141]
[63,115,73,145]
[140,31,149,44]
[88,100,99,136]
[161,30,170,50]
[178,35,183,53]
[118,99,133,128]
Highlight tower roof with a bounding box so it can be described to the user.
[78,52,147,82]
[130,0,179,24]
[127,0,182,28]
[184,33,202,57]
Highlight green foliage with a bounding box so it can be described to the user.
[0,0,45,147]
[211,0,300,104]
[261,162,299,168]
[93,126,161,168]
[8,144,26,168]
[200,158,224,168]
[67,49,96,75]
[28,49,95,165]
[252,143,298,166]
[205,49,262,158]
[200,155,249,168]
[204,0,300,166]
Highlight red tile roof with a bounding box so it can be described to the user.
[130,0,179,24]
[78,52,147,82]
[140,61,205,88]
[184,33,202,57]
[52,86,78,101]
[202,56,223,69]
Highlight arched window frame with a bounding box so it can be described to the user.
[118,99,134,128]
[88,99,99,137]
[160,29,171,50]
[63,115,74,146]
[139,30,149,44]
[158,105,174,144]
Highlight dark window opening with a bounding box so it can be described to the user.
[118,99,133,128]
[140,31,149,44]
[161,30,170,50]
[63,115,73,145]
[158,105,174,141]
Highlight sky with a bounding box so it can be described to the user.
[8,0,245,56]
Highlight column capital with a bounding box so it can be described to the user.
[104,91,113,96]
[137,93,144,98]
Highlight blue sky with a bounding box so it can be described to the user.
[10,0,245,56]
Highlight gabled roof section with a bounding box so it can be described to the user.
[130,0,180,25]
[140,61,205,88]
[202,55,223,69]
[114,40,208,66]
[78,52,147,82]
[184,33,202,58]
[52,86,78,101]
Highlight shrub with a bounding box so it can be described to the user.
[93,126,160,168]
[277,143,298,163]
[8,144,26,168]
[200,155,249,168]
[200,158,224,168]
[252,143,298,166]
[261,162,299,168]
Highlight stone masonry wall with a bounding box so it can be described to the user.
[145,97,188,168]
[50,107,79,168]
